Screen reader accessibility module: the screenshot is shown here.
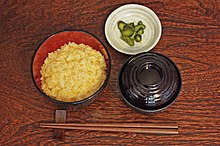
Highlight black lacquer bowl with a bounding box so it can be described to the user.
[119,52,181,112]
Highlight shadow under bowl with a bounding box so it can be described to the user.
[31,30,111,108]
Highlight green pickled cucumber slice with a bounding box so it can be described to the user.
[121,36,134,46]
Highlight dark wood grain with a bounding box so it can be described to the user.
[0,0,219,145]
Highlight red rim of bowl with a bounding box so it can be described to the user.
[31,30,111,106]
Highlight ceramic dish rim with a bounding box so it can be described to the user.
[105,3,162,55]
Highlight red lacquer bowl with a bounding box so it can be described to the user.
[31,30,111,108]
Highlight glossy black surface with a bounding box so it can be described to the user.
[119,52,181,112]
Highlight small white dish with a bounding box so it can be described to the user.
[105,4,162,55]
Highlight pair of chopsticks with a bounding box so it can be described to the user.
[40,123,178,134]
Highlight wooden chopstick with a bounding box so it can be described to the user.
[40,123,178,134]
[40,123,178,129]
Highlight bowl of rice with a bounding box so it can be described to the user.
[31,30,111,107]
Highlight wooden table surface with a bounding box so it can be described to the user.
[0,0,219,145]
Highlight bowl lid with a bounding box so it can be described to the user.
[119,52,181,112]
